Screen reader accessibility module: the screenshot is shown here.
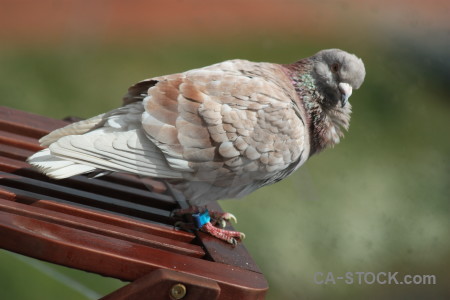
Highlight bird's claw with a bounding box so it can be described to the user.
[229,232,246,246]
[210,211,237,228]
[222,212,237,224]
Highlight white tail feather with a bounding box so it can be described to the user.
[28,102,184,180]
[27,149,96,179]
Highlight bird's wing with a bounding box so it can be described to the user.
[30,60,309,183]
[141,60,310,185]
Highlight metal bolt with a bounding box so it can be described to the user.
[170,283,187,299]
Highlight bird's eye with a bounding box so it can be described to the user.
[331,63,340,73]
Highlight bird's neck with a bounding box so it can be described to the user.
[283,61,351,155]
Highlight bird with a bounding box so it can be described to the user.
[28,49,365,245]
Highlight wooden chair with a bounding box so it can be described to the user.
[0,106,268,299]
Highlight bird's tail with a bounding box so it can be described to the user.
[27,148,96,179]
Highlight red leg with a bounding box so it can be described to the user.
[173,206,244,244]
[200,222,245,246]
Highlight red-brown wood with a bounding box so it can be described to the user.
[0,197,204,258]
[0,106,69,138]
[27,199,193,242]
[101,269,221,300]
[0,106,268,299]
[0,210,267,299]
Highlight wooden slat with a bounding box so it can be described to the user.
[0,173,173,224]
[0,184,193,242]
[0,190,191,242]
[0,156,29,173]
[24,199,195,242]
[0,143,32,161]
[0,129,42,151]
[0,106,69,138]
[0,198,204,258]
[7,168,175,210]
[52,175,173,208]
[1,185,174,226]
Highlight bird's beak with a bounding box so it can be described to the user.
[338,82,353,107]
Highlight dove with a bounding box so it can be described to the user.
[28,49,365,244]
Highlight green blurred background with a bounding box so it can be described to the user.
[0,0,449,299]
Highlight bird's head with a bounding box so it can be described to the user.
[311,49,365,108]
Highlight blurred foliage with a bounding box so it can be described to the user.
[0,34,449,299]
[0,250,126,299]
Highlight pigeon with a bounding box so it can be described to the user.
[28,49,365,244]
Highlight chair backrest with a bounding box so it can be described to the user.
[0,106,268,299]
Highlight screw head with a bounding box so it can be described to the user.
[170,283,187,299]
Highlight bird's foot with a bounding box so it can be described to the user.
[172,207,244,245]
[200,222,245,246]
[172,206,237,228]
